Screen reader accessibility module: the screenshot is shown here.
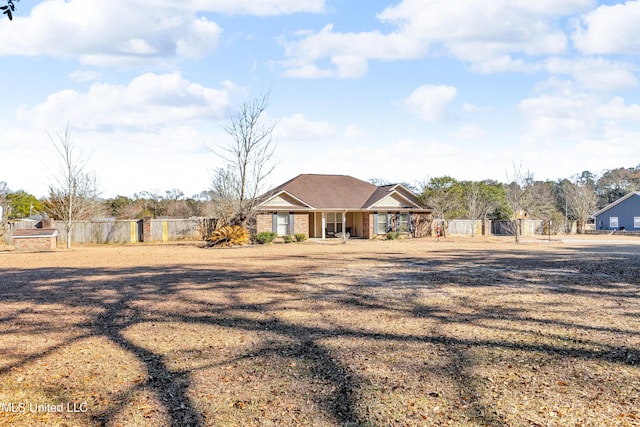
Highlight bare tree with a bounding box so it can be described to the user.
[213,91,277,227]
[45,125,99,249]
[504,164,536,243]
[462,180,503,220]
[563,179,598,234]
[208,166,240,228]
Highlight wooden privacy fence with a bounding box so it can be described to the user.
[56,220,143,244]
[445,220,489,236]
[148,219,204,242]
[491,220,544,236]
[3,218,211,245]
[438,219,547,237]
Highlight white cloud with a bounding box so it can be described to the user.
[598,97,640,121]
[544,57,638,91]
[572,1,640,55]
[69,70,104,83]
[0,0,329,64]
[281,0,594,77]
[404,84,457,122]
[518,80,640,142]
[275,113,336,140]
[190,0,326,15]
[519,84,600,140]
[16,72,230,131]
[0,0,223,64]
[281,24,425,79]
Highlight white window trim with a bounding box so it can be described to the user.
[610,217,619,228]
[376,212,388,234]
[276,212,289,236]
[398,212,410,233]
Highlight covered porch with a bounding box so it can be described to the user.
[308,211,366,239]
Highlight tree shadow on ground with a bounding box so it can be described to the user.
[0,264,371,426]
[0,241,639,425]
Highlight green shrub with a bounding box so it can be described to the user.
[255,231,277,244]
[386,231,401,240]
[294,233,307,242]
[283,235,294,243]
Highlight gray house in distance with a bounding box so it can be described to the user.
[593,191,640,231]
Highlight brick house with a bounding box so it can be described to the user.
[256,174,432,239]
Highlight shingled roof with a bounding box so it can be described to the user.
[259,174,426,210]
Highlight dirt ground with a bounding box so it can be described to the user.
[0,235,639,426]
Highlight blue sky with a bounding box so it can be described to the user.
[2,0,640,198]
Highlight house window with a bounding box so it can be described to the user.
[276,212,289,236]
[376,212,388,234]
[325,212,343,235]
[610,217,619,228]
[635,217,640,228]
[398,213,410,232]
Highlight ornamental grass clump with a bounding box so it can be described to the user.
[283,235,294,243]
[205,225,250,248]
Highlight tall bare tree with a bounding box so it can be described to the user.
[462,180,503,220]
[504,164,536,243]
[213,91,277,227]
[208,166,240,227]
[563,179,598,234]
[45,125,99,249]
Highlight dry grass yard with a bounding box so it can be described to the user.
[0,236,639,426]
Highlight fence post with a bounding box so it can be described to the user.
[162,221,169,242]
[130,221,137,243]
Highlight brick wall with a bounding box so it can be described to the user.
[256,213,273,235]
[293,213,309,237]
[256,212,310,237]
[14,236,57,251]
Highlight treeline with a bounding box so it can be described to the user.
[2,165,640,226]
[0,185,221,221]
[401,165,640,235]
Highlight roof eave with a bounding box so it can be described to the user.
[593,191,640,216]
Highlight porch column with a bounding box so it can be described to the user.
[342,210,347,238]
[321,212,326,239]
